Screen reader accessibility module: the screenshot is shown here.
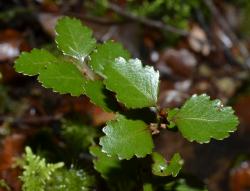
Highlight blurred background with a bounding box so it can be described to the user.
[1,0,250,190]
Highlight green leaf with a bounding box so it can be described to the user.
[85,80,118,112]
[38,61,86,96]
[89,146,121,179]
[99,115,154,160]
[104,57,159,108]
[167,108,179,128]
[168,94,239,143]
[14,49,57,76]
[152,152,183,177]
[55,17,96,61]
[90,146,137,191]
[89,41,130,77]
[15,47,86,96]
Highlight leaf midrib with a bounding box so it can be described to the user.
[176,117,223,123]
[106,63,154,104]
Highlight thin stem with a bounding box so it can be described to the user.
[107,3,189,37]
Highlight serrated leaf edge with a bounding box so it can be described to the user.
[89,41,131,78]
[100,115,153,160]
[173,94,239,144]
[14,48,57,76]
[55,16,96,62]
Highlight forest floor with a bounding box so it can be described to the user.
[1,1,250,191]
